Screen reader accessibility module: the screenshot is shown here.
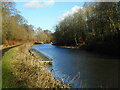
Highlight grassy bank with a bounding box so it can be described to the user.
[0,57,2,89]
[2,47,25,88]
[58,46,79,49]
[2,44,69,88]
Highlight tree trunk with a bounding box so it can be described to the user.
[74,33,78,46]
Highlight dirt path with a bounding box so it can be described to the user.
[0,44,22,60]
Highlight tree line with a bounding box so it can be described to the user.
[1,2,53,46]
[54,2,120,55]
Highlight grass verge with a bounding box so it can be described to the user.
[2,47,26,88]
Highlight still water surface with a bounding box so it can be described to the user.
[32,44,119,88]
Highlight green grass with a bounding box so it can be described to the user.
[2,47,25,88]
[0,60,2,89]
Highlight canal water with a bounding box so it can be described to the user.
[32,44,119,88]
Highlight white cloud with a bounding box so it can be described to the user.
[24,0,40,8]
[43,0,55,6]
[24,0,55,8]
[59,6,82,21]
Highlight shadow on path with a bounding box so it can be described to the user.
[0,44,22,60]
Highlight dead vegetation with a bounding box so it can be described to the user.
[12,43,70,88]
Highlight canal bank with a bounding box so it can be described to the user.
[2,43,70,88]
[53,41,120,58]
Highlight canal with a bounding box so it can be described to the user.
[32,44,119,88]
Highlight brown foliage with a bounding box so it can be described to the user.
[12,44,70,88]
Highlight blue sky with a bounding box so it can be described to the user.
[16,1,85,32]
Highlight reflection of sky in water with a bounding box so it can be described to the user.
[32,44,119,88]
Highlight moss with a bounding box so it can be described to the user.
[44,61,52,66]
